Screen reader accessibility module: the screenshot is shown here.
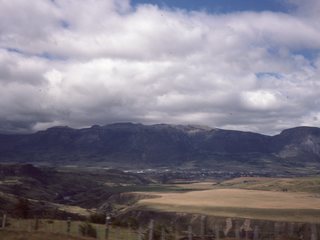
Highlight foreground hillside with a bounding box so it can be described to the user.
[0,230,92,240]
[0,123,320,173]
[0,164,150,216]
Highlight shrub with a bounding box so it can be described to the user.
[79,222,97,238]
[14,198,30,218]
[89,213,105,224]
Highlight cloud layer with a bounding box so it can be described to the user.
[0,0,319,134]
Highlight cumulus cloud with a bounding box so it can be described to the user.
[0,0,319,134]
[241,90,281,111]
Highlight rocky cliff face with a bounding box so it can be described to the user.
[271,127,320,160]
[0,123,319,169]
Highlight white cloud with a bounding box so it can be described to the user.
[241,90,281,111]
[0,0,319,134]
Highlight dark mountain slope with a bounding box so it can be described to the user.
[191,128,271,153]
[0,123,319,169]
[270,127,320,161]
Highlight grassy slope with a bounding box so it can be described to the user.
[161,177,320,193]
[0,230,92,240]
[2,219,137,240]
[214,176,320,193]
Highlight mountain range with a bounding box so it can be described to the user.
[0,123,320,172]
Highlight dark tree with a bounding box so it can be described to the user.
[14,198,30,218]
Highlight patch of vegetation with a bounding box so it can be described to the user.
[79,222,97,238]
[109,184,199,193]
[89,212,105,224]
[14,198,30,218]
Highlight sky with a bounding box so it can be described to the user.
[0,0,320,135]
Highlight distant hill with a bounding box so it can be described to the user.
[0,123,320,172]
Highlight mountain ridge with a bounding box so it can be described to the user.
[0,123,319,171]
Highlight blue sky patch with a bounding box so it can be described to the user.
[131,0,289,13]
[256,72,282,79]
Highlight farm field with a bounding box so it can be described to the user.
[137,184,320,223]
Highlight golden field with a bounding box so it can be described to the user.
[137,180,320,223]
